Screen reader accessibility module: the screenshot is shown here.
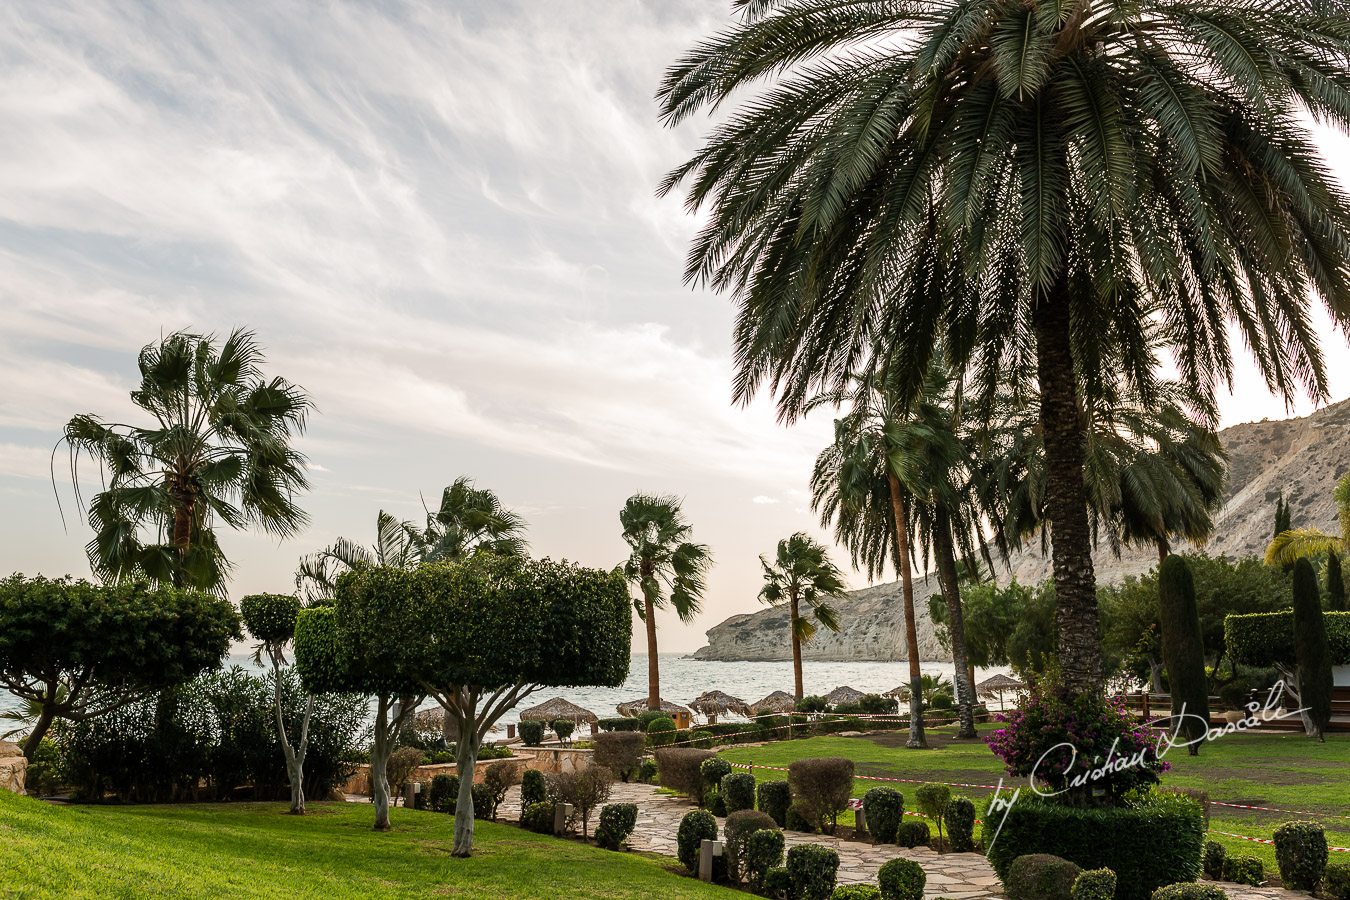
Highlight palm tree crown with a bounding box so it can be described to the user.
[411,476,529,563]
[760,532,847,700]
[295,510,422,603]
[59,328,311,592]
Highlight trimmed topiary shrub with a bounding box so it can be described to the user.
[833,886,882,900]
[598,716,641,732]
[725,810,778,882]
[1159,554,1209,754]
[863,787,904,844]
[1293,558,1335,741]
[878,857,926,900]
[240,593,302,644]
[796,695,829,714]
[522,800,554,834]
[595,802,638,850]
[1005,854,1082,900]
[551,719,576,742]
[646,716,677,746]
[701,756,733,792]
[1273,820,1328,891]
[929,692,954,710]
[471,782,493,819]
[944,797,976,852]
[915,784,952,841]
[1161,787,1209,825]
[678,809,718,874]
[655,747,716,799]
[722,771,756,813]
[860,693,893,715]
[520,768,546,808]
[1202,841,1225,880]
[594,731,645,780]
[1221,855,1263,887]
[1149,885,1227,900]
[1072,868,1117,900]
[689,729,715,749]
[763,866,792,898]
[747,828,786,890]
[1322,863,1350,900]
[758,779,792,827]
[787,802,819,833]
[982,792,1204,900]
[518,719,546,746]
[428,773,459,814]
[704,784,728,817]
[787,843,840,900]
[789,757,855,834]
[897,820,930,848]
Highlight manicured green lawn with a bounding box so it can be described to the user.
[0,791,733,900]
[719,725,1350,871]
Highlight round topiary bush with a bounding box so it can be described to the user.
[758,779,792,827]
[678,809,719,873]
[944,797,976,852]
[722,771,756,813]
[240,593,302,644]
[647,716,677,747]
[1071,868,1117,900]
[789,757,855,834]
[520,768,546,807]
[746,828,786,890]
[929,692,954,710]
[522,800,554,834]
[593,731,645,780]
[655,747,716,798]
[879,857,926,900]
[595,802,639,850]
[428,773,459,814]
[832,885,882,900]
[1273,821,1329,891]
[1202,841,1225,880]
[1322,863,1350,900]
[701,756,733,792]
[862,787,904,844]
[704,784,728,817]
[551,719,576,742]
[897,820,930,848]
[763,866,792,898]
[1222,855,1263,887]
[1150,885,1228,900]
[689,729,715,749]
[1005,854,1082,900]
[518,719,546,746]
[725,810,778,882]
[787,843,840,900]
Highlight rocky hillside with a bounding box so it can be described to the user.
[693,398,1350,661]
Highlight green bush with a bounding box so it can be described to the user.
[1221,855,1263,887]
[428,773,459,813]
[1273,820,1328,891]
[982,792,1204,900]
[929,692,954,710]
[862,787,904,843]
[25,738,64,797]
[722,771,756,813]
[1072,869,1117,900]
[789,757,854,834]
[897,820,930,848]
[646,716,677,747]
[635,710,666,730]
[833,886,882,900]
[1293,558,1335,738]
[747,828,786,890]
[520,768,546,807]
[689,729,715,749]
[677,809,718,874]
[704,784,727,817]
[725,810,778,882]
[1005,854,1082,900]
[1149,885,1227,900]
[787,802,819,833]
[638,758,657,783]
[787,843,840,900]
[878,857,926,900]
[522,800,554,834]
[655,747,715,799]
[595,802,638,850]
[470,782,493,819]
[518,720,545,746]
[1202,841,1225,880]
[481,760,519,820]
[239,593,302,644]
[1322,863,1350,900]
[763,866,792,899]
[796,695,829,714]
[1159,555,1210,750]
[701,756,733,792]
[593,731,645,780]
[1224,609,1350,668]
[944,797,976,852]
[915,784,951,841]
[859,693,894,715]
[1160,787,1209,825]
[758,779,792,827]
[550,719,576,742]
[598,717,641,732]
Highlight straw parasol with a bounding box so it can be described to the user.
[518,697,598,725]
[688,690,753,719]
[826,685,866,706]
[882,685,911,701]
[616,698,690,718]
[749,691,796,715]
[975,673,1026,708]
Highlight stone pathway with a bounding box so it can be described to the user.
[499,782,1305,900]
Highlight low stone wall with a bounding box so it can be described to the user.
[340,746,595,796]
[0,741,27,795]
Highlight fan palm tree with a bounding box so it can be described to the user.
[658,0,1350,694]
[410,476,529,563]
[620,494,714,711]
[759,533,848,701]
[57,328,312,593]
[294,510,422,603]
[1267,472,1350,567]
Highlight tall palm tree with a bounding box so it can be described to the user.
[1268,472,1350,566]
[759,532,848,701]
[658,0,1350,695]
[294,510,422,603]
[58,328,312,593]
[410,476,529,563]
[620,494,714,711]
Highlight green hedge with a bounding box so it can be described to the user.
[983,792,1204,900]
[1225,609,1350,667]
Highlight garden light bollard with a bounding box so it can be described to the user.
[699,839,723,882]
[507,724,516,740]
[554,802,574,836]
[403,781,421,809]
[855,805,867,837]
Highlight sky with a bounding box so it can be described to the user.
[1,1,1349,653]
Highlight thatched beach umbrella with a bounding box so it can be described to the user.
[616,698,689,718]
[518,697,598,725]
[689,690,752,719]
[882,685,911,701]
[975,673,1026,708]
[749,691,796,715]
[826,685,866,706]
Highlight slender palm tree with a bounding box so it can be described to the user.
[1268,472,1350,567]
[759,532,848,701]
[620,494,713,710]
[294,510,422,602]
[58,328,312,593]
[658,0,1350,694]
[410,476,529,563]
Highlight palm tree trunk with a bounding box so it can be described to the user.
[1033,281,1104,695]
[933,506,977,739]
[20,705,57,760]
[645,595,661,711]
[1157,538,1170,565]
[790,592,804,701]
[888,474,926,748]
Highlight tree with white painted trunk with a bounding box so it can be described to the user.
[240,592,313,814]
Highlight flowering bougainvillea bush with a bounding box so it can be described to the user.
[986,665,1169,803]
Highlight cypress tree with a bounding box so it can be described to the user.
[1292,558,1333,742]
[1158,555,1209,755]
[1273,494,1290,538]
[1327,552,1347,612]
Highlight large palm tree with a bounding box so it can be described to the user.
[759,532,848,701]
[294,510,422,603]
[410,476,529,563]
[658,0,1350,694]
[58,329,312,593]
[620,494,714,710]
